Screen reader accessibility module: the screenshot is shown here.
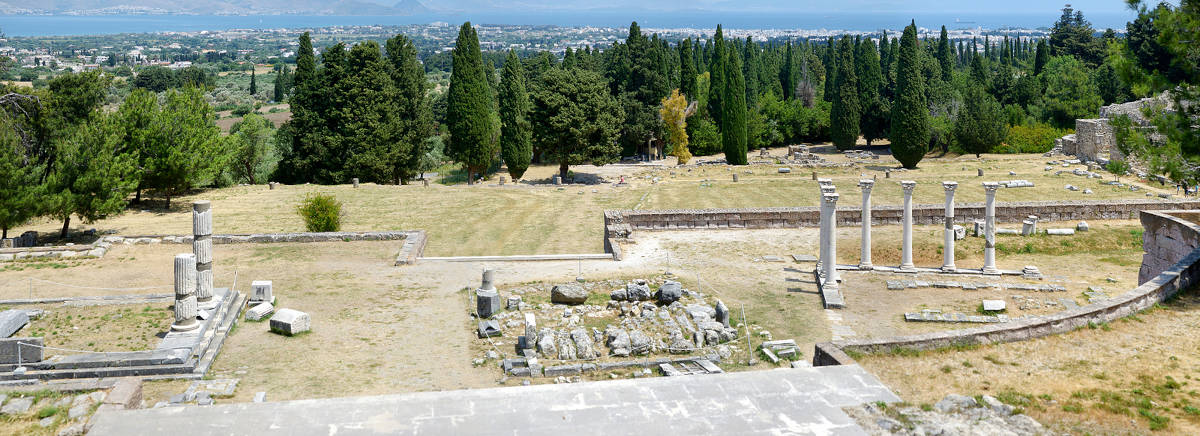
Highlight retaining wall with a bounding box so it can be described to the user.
[812,209,1200,366]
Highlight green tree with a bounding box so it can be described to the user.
[44,115,137,238]
[856,38,888,145]
[1042,55,1101,128]
[530,67,624,180]
[780,41,796,101]
[830,36,861,150]
[141,88,225,208]
[277,32,326,183]
[890,22,930,169]
[721,47,748,165]
[132,66,178,92]
[228,113,276,184]
[1049,4,1104,65]
[708,25,726,127]
[937,26,953,82]
[0,118,40,239]
[679,39,698,100]
[249,69,257,96]
[498,50,532,180]
[386,34,435,184]
[953,86,1006,157]
[340,41,402,184]
[1033,39,1049,75]
[446,22,498,185]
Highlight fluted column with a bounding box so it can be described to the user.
[193,200,215,308]
[817,184,836,274]
[899,181,917,271]
[982,182,1001,274]
[821,193,839,287]
[858,179,874,270]
[171,253,200,332]
[942,181,958,272]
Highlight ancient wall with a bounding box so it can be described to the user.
[812,209,1200,366]
[1074,119,1115,162]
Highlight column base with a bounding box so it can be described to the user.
[941,265,957,272]
[981,267,1001,275]
[170,319,200,332]
[858,263,873,271]
[898,264,917,273]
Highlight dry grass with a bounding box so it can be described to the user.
[8,303,170,352]
[858,290,1200,434]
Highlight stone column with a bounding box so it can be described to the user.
[858,179,874,270]
[942,182,958,272]
[171,253,200,332]
[982,182,1001,274]
[192,201,215,309]
[821,193,839,287]
[817,184,836,278]
[899,181,917,271]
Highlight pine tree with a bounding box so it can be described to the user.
[890,22,929,169]
[954,86,1006,157]
[708,25,726,127]
[830,36,861,150]
[1034,39,1049,75]
[386,34,435,184]
[780,41,795,100]
[0,119,40,239]
[498,50,532,180]
[679,38,697,100]
[249,69,257,96]
[937,26,953,82]
[857,38,888,146]
[721,46,748,165]
[446,22,499,185]
[530,68,624,180]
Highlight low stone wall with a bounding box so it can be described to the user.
[811,209,1200,366]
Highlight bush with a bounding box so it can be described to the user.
[231,104,254,116]
[995,123,1070,154]
[296,193,342,232]
[1105,160,1130,176]
[689,118,722,156]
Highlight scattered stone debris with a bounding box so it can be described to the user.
[847,394,1053,435]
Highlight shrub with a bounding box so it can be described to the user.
[231,104,254,116]
[296,193,342,232]
[995,123,1070,154]
[1106,160,1130,176]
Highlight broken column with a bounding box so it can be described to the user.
[982,182,1001,274]
[522,313,537,350]
[899,181,917,272]
[476,269,501,319]
[942,181,958,272]
[821,193,839,287]
[192,201,215,309]
[858,179,874,270]
[170,253,200,332]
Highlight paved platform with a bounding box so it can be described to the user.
[90,365,898,435]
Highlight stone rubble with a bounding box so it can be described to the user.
[847,394,1054,436]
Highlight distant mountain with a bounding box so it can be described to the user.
[0,0,431,15]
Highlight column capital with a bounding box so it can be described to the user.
[942,181,958,192]
[858,179,874,190]
[817,178,834,187]
[900,180,916,194]
[982,182,1000,192]
[822,193,839,206]
[820,185,836,195]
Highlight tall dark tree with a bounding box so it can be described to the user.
[857,38,888,146]
[386,34,435,184]
[679,38,698,100]
[742,37,759,107]
[890,22,929,169]
[823,37,836,102]
[249,69,257,96]
[780,41,795,100]
[498,50,532,180]
[936,26,953,82]
[277,32,324,183]
[954,86,1006,157]
[1033,39,1049,75]
[708,25,726,127]
[830,36,861,150]
[1049,4,1103,65]
[721,47,748,165]
[446,22,499,185]
[530,68,624,180]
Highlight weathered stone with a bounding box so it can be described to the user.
[253,392,266,403]
[506,296,522,310]
[982,300,1006,312]
[934,394,978,413]
[245,303,275,321]
[667,331,694,354]
[605,327,631,356]
[0,309,29,338]
[714,300,730,327]
[476,289,501,318]
[629,330,652,355]
[626,282,652,301]
[1046,228,1076,235]
[609,289,628,301]
[536,329,557,356]
[250,280,273,304]
[555,331,577,360]
[550,284,588,305]
[477,320,501,338]
[1,396,32,414]
[522,314,537,349]
[269,309,311,336]
[1077,221,1090,232]
[657,281,683,305]
[571,328,597,359]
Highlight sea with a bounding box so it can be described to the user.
[0,11,1140,37]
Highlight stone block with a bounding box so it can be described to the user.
[550,284,588,305]
[657,281,682,305]
[478,320,501,338]
[245,303,274,321]
[476,289,501,318]
[982,300,1006,312]
[1046,228,1076,235]
[0,396,32,415]
[523,313,537,349]
[268,309,311,336]
[0,337,42,364]
[0,309,29,338]
[250,280,273,304]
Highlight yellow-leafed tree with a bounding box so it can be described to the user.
[659,89,693,164]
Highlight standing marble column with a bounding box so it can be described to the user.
[816,184,835,273]
[982,182,1001,274]
[193,200,215,309]
[858,179,874,270]
[171,253,200,332]
[821,193,839,287]
[899,181,917,271]
[942,182,958,272]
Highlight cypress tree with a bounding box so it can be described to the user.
[446,22,499,185]
[742,36,759,108]
[278,31,322,183]
[679,38,697,100]
[1034,39,1049,75]
[249,69,257,96]
[498,50,532,180]
[273,66,285,102]
[708,25,726,127]
[823,37,836,102]
[721,46,748,165]
[857,38,887,146]
[386,34,435,184]
[937,26,953,82]
[890,22,929,169]
[830,36,861,150]
[970,54,989,86]
[780,41,795,100]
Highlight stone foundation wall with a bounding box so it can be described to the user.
[812,209,1200,366]
[1075,119,1115,162]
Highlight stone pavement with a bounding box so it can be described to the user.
[90,364,898,435]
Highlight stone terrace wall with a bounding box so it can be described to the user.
[811,209,1200,366]
[606,199,1200,233]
